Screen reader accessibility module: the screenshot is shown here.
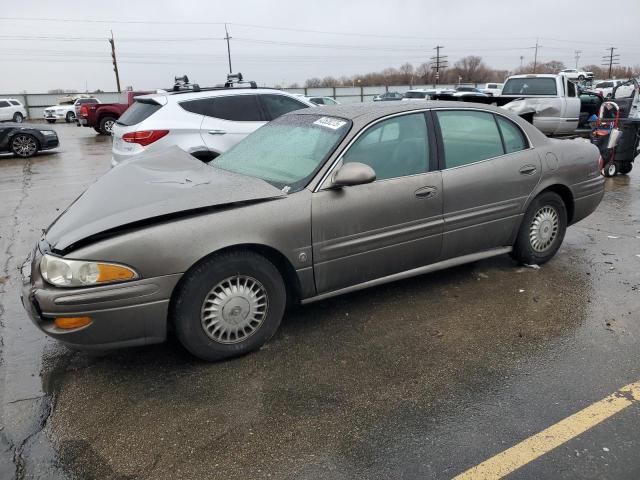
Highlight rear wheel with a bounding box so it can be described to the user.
[11,134,39,158]
[511,191,567,265]
[578,75,585,81]
[65,111,75,123]
[12,112,24,123]
[619,163,633,175]
[172,250,286,361]
[99,116,116,135]
[603,162,618,177]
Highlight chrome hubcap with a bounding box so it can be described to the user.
[104,120,115,133]
[12,135,37,157]
[607,164,616,176]
[200,275,268,344]
[529,206,559,252]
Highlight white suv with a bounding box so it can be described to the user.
[0,99,28,123]
[111,87,314,167]
[44,97,100,123]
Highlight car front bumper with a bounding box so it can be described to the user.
[21,248,182,350]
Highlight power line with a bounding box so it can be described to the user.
[601,47,620,79]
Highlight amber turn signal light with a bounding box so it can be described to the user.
[54,316,92,329]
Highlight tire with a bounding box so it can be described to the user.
[603,162,618,177]
[12,112,24,123]
[46,119,56,124]
[511,191,567,265]
[578,75,585,81]
[619,163,633,175]
[93,126,102,133]
[10,134,39,158]
[65,111,75,123]
[172,250,286,361]
[99,116,117,135]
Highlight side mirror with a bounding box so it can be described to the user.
[331,162,376,187]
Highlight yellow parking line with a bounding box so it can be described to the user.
[453,381,640,480]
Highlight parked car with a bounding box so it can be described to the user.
[402,89,431,100]
[0,99,28,123]
[0,123,58,157]
[308,96,339,106]
[77,91,151,135]
[593,79,625,98]
[111,86,314,167]
[559,69,594,81]
[499,74,581,135]
[373,92,404,101]
[22,102,604,361]
[44,97,100,124]
[452,86,489,97]
[481,83,503,96]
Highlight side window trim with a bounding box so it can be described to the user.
[493,113,507,154]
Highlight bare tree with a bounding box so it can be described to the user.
[399,63,415,84]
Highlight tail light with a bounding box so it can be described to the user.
[597,155,604,171]
[80,105,89,117]
[122,130,169,146]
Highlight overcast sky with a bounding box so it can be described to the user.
[1,0,639,93]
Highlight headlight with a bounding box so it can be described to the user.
[40,254,138,287]
[39,130,56,136]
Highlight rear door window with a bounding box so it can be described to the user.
[9,100,20,106]
[260,94,308,120]
[436,110,505,168]
[211,95,263,121]
[117,100,162,126]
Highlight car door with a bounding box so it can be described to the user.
[312,112,443,294]
[434,109,541,259]
[558,77,580,134]
[199,94,266,154]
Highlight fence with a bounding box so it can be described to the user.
[2,84,480,119]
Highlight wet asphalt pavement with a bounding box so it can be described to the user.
[0,123,639,480]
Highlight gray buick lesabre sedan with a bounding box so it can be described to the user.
[22,102,604,361]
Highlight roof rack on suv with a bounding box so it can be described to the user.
[172,75,201,92]
[224,73,257,89]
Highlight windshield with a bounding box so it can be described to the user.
[210,114,351,192]
[502,78,557,95]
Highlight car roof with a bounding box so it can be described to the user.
[292,100,513,123]
[507,74,559,79]
[135,88,306,103]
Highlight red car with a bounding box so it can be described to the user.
[77,91,151,135]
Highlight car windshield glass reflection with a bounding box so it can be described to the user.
[211,114,351,192]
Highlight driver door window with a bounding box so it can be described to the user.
[342,113,429,180]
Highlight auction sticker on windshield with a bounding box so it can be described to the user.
[313,117,347,130]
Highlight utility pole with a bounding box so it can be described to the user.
[224,24,233,74]
[532,38,540,73]
[108,31,121,93]
[519,55,524,69]
[601,47,619,79]
[574,50,582,69]
[430,45,448,85]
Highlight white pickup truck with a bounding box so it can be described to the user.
[498,74,581,135]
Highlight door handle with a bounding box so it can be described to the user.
[415,186,437,199]
[519,165,537,175]
[208,129,227,135]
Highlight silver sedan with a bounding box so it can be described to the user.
[22,102,604,361]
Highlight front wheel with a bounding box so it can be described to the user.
[511,191,567,265]
[13,112,24,123]
[11,134,39,158]
[578,75,585,81]
[172,250,286,361]
[65,112,75,123]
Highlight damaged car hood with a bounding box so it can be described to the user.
[46,147,286,251]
